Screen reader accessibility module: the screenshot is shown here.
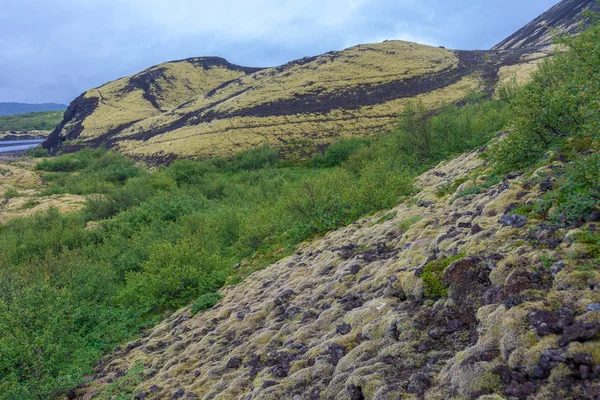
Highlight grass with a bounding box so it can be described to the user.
[0,111,63,131]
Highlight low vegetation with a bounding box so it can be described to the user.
[0,15,599,399]
[0,110,63,131]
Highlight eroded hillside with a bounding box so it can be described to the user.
[44,42,543,163]
[74,148,600,399]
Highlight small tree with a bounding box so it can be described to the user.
[397,100,433,159]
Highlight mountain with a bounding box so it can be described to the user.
[0,102,66,116]
[44,44,539,163]
[493,0,600,50]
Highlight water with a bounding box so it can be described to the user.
[0,139,44,154]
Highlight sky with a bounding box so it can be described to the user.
[1,0,561,105]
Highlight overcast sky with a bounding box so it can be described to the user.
[1,0,560,105]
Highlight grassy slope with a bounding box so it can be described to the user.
[0,94,511,398]
[0,111,63,132]
[48,41,543,161]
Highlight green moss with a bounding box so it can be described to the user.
[397,215,423,232]
[375,211,397,224]
[421,254,464,298]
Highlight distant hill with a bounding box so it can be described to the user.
[0,102,67,116]
[0,111,64,132]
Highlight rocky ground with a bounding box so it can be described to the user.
[74,146,600,399]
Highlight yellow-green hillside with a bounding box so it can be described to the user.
[44,42,544,162]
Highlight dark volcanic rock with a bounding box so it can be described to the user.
[560,321,600,347]
[493,0,600,50]
[499,214,528,228]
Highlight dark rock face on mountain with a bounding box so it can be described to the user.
[493,0,600,50]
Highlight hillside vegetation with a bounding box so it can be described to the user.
[44,40,544,162]
[0,91,509,398]
[74,17,600,399]
[0,8,599,400]
[0,110,63,132]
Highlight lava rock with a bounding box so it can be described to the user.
[418,200,435,208]
[539,349,566,371]
[539,178,555,192]
[325,343,346,365]
[587,210,600,222]
[499,214,528,228]
[471,224,483,234]
[348,263,361,275]
[407,373,431,395]
[262,380,277,389]
[284,306,302,319]
[347,385,365,400]
[557,307,575,330]
[234,311,246,319]
[586,303,600,312]
[149,385,163,393]
[528,310,558,336]
[504,296,523,310]
[271,363,290,378]
[336,323,352,335]
[226,357,242,369]
[550,261,566,278]
[560,321,600,347]
[274,290,295,306]
[446,319,463,333]
[171,388,185,399]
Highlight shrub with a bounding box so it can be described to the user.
[230,144,279,171]
[491,16,600,172]
[116,240,230,311]
[191,293,224,314]
[310,137,370,168]
[549,153,600,225]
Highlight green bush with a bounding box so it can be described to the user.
[116,240,230,311]
[191,292,224,314]
[310,137,371,167]
[230,143,279,171]
[491,16,600,172]
[548,153,600,224]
